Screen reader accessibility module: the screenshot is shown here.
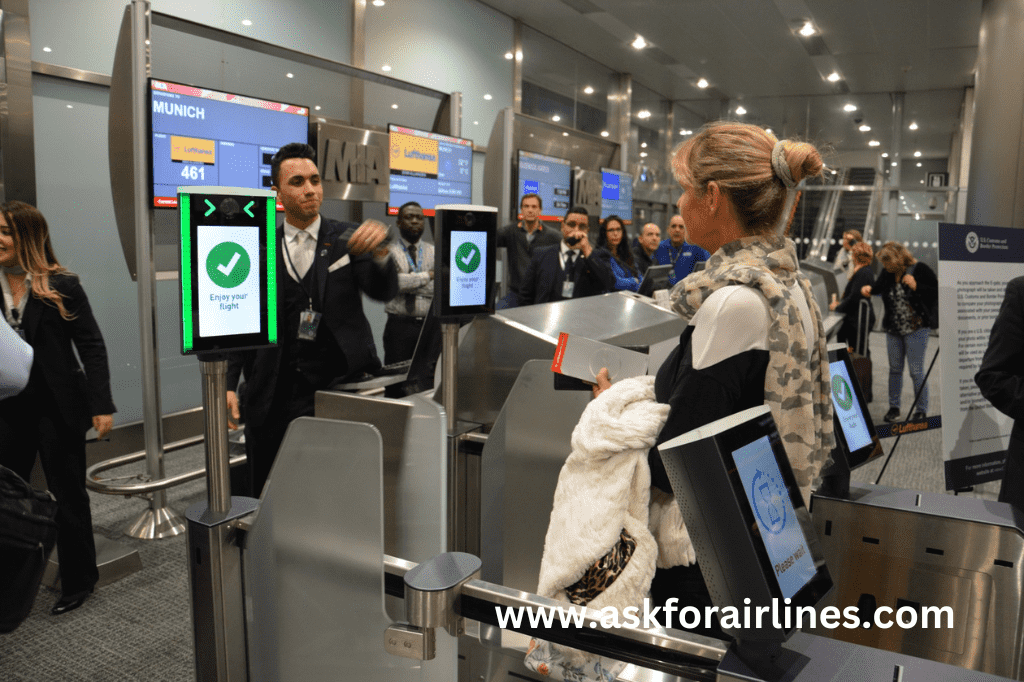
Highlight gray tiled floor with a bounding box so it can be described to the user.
[0,330,1002,681]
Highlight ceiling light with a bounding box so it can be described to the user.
[43,46,52,52]
[765,128,773,135]
[914,151,922,157]
[827,72,841,82]
[881,153,888,158]
[869,140,881,147]
[241,19,252,26]
[799,21,816,37]
[314,105,321,111]
[66,104,73,109]
[563,132,569,137]
[391,104,398,109]
[641,142,647,148]
[637,109,651,119]
[735,106,747,116]
[505,52,513,60]
[640,152,648,158]
[483,93,492,100]
[859,125,871,132]
[583,86,594,95]
[892,161,898,167]
[552,115,561,122]
[909,122,919,130]
[696,78,709,89]
[843,103,857,112]
[515,50,523,61]
[916,162,922,167]
[632,35,648,50]
[286,73,294,78]
[473,121,479,125]
[382,64,392,72]
[679,129,692,135]
[601,131,610,137]
[373,0,385,5]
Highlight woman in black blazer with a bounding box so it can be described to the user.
[830,240,876,353]
[0,200,115,615]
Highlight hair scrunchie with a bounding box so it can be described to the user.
[771,140,797,188]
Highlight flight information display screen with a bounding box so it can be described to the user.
[600,167,633,221]
[516,151,572,221]
[150,79,309,208]
[388,124,473,215]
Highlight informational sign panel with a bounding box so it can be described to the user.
[434,204,497,320]
[939,223,1024,489]
[179,187,278,354]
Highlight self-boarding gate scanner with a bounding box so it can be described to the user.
[179,186,277,682]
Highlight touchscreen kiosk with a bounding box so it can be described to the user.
[827,343,883,469]
[657,404,833,642]
[178,187,278,354]
[434,204,497,321]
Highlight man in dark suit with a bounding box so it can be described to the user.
[226,143,398,497]
[976,276,1024,513]
[517,206,613,306]
[633,222,661,275]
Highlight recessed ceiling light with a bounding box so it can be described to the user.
[916,162,922,167]
[869,140,881,147]
[914,151,922,157]
[909,122,919,130]
[601,131,610,137]
[696,78,709,89]
[314,105,321,111]
[286,73,294,78]
[43,46,52,53]
[241,19,252,26]
[843,103,857,112]
[483,93,492,100]
[859,124,871,132]
[505,52,513,60]
[391,104,398,109]
[583,86,594,95]
[640,152,648,158]
[563,132,569,137]
[641,142,647,148]
[373,0,385,5]
[827,72,841,82]
[632,35,647,50]
[66,104,73,109]
[736,106,747,116]
[892,161,898,167]
[382,64,392,72]
[473,121,479,125]
[881,152,889,158]
[637,109,651,119]
[552,115,561,122]
[799,21,816,37]
[515,50,523,61]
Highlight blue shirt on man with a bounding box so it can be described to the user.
[653,239,710,286]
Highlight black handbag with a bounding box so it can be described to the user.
[0,465,59,632]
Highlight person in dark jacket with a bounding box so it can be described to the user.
[0,200,115,615]
[860,241,937,423]
[976,277,1024,513]
[830,240,876,353]
[517,206,613,306]
[595,215,641,292]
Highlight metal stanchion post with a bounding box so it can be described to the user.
[442,322,460,552]
[186,355,257,682]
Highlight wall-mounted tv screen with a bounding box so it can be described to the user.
[600,167,633,221]
[149,79,309,209]
[388,124,473,216]
[515,151,572,222]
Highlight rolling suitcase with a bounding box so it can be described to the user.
[0,465,59,632]
[849,298,873,403]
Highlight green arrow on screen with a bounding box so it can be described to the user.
[204,199,216,217]
[244,200,255,218]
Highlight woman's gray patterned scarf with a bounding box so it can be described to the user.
[669,234,834,502]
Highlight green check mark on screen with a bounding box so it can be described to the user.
[206,242,250,288]
[455,242,481,273]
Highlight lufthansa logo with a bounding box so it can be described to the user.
[751,467,787,535]
[965,231,979,254]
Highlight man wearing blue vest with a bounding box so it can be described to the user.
[653,213,710,287]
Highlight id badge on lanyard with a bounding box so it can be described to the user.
[297,301,322,341]
[562,281,575,298]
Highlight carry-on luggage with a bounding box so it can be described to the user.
[849,298,873,403]
[0,465,59,632]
